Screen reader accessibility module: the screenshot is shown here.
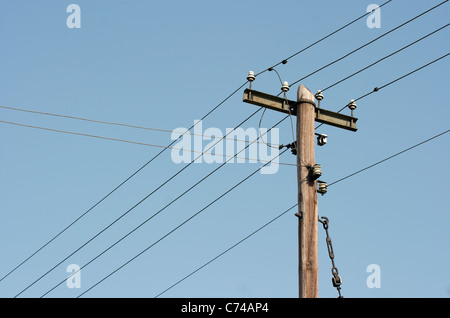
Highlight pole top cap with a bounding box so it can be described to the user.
[297,84,314,103]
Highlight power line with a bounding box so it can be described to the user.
[0,1,395,147]
[0,80,248,284]
[74,148,289,298]
[0,116,295,165]
[12,107,262,297]
[41,117,289,297]
[320,23,450,92]
[255,0,394,76]
[0,1,398,284]
[3,0,370,278]
[155,202,299,298]
[289,0,449,88]
[100,1,448,297]
[155,128,450,297]
[372,52,450,95]
[0,1,398,146]
[6,35,442,169]
[0,104,277,146]
[347,51,450,109]
[151,45,450,296]
[0,0,396,147]
[32,49,441,169]
[328,129,450,187]
[30,47,442,167]
[14,1,446,296]
[315,51,450,130]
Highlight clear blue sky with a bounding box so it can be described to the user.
[0,0,449,298]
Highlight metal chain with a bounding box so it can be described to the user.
[318,216,343,298]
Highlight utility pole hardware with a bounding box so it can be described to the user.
[242,72,358,298]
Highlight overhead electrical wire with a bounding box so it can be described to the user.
[258,68,293,150]
[0,0,392,283]
[4,22,445,169]
[340,51,450,111]
[66,0,450,297]
[315,51,450,131]
[0,105,276,146]
[327,129,450,187]
[350,52,450,105]
[13,107,264,297]
[0,118,295,165]
[10,1,444,297]
[15,22,446,157]
[2,50,448,176]
[74,148,289,298]
[155,128,450,297]
[0,81,250,284]
[0,2,404,154]
[255,0,394,76]
[74,127,450,298]
[154,202,299,298]
[124,50,450,295]
[40,117,289,297]
[154,46,450,294]
[288,0,449,88]
[0,1,397,142]
[320,22,450,92]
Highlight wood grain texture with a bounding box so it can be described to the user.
[297,84,318,298]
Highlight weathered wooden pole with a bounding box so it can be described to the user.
[297,84,319,298]
[242,76,358,298]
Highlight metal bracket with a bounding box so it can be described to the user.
[243,89,357,132]
[243,89,295,114]
[315,108,357,132]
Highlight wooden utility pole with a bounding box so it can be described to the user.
[242,74,357,298]
[297,85,318,298]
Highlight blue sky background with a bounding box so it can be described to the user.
[0,0,449,298]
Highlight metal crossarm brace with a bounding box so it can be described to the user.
[243,89,357,132]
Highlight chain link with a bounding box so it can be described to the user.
[318,216,343,298]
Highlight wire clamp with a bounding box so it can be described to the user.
[284,141,297,155]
